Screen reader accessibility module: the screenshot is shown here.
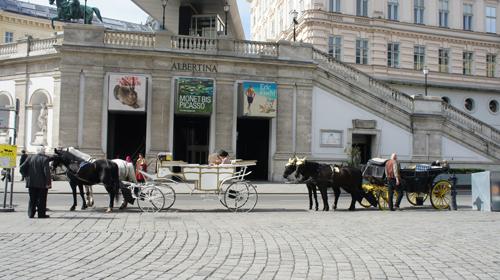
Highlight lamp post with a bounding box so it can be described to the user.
[423,66,429,96]
[83,0,87,24]
[291,10,299,42]
[162,0,168,30]
[224,1,230,36]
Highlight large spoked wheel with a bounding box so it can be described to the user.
[159,183,176,210]
[377,189,398,210]
[430,180,452,210]
[223,181,258,212]
[360,183,377,208]
[406,192,428,206]
[359,197,372,208]
[137,186,165,213]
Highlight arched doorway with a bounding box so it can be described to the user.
[28,89,52,148]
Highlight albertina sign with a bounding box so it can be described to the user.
[176,77,214,114]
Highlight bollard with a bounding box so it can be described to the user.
[449,174,458,211]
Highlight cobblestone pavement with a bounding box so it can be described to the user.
[1,194,500,280]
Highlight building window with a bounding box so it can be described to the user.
[357,0,368,17]
[387,43,399,68]
[487,54,496,77]
[328,36,342,61]
[463,51,473,75]
[438,48,449,73]
[329,0,340,13]
[442,97,450,104]
[439,0,449,27]
[4,32,13,43]
[486,7,497,33]
[356,39,368,65]
[464,98,474,112]
[414,45,425,71]
[414,0,424,24]
[388,0,398,20]
[463,4,473,31]
[489,100,499,114]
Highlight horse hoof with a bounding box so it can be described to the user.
[105,208,112,213]
[81,205,87,210]
[70,206,75,211]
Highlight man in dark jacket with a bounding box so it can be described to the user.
[19,147,52,218]
[19,150,28,181]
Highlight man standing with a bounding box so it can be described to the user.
[19,147,52,218]
[386,153,402,211]
[19,150,28,181]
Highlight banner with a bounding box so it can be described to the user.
[176,78,214,114]
[108,74,148,112]
[242,82,277,118]
[0,144,17,168]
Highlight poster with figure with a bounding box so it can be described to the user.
[471,171,491,212]
[176,78,214,114]
[491,172,500,211]
[242,82,277,118]
[0,144,17,168]
[108,74,148,112]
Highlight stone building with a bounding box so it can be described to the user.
[0,0,499,181]
[248,0,500,132]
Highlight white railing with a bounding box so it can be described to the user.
[171,35,217,52]
[30,37,60,52]
[234,40,278,56]
[104,31,155,48]
[312,48,360,82]
[368,78,414,111]
[0,43,17,56]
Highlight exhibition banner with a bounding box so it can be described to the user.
[242,82,277,118]
[0,144,17,168]
[108,74,148,112]
[176,78,214,114]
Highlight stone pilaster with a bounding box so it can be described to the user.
[51,73,61,149]
[296,83,313,154]
[82,68,104,153]
[14,78,27,149]
[57,67,80,147]
[149,72,172,156]
[215,79,234,155]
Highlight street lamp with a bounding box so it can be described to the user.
[224,1,230,36]
[162,0,168,30]
[291,10,299,42]
[423,66,429,96]
[83,0,87,24]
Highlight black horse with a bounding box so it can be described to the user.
[283,157,320,211]
[295,158,377,211]
[51,148,122,212]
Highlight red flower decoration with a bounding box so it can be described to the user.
[118,76,141,88]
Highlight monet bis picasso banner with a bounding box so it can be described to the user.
[108,74,148,112]
[242,82,277,118]
[176,78,214,114]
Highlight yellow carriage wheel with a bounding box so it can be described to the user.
[377,188,399,210]
[360,183,376,208]
[430,180,452,210]
[406,192,429,206]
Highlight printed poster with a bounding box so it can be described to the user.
[242,82,277,118]
[0,144,17,168]
[176,78,214,114]
[108,74,148,112]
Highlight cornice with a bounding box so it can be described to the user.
[0,12,63,31]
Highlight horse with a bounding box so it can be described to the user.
[283,157,320,211]
[49,0,103,29]
[51,147,125,212]
[294,157,378,211]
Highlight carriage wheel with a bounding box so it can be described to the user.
[377,189,398,210]
[406,192,428,206]
[359,197,372,208]
[223,182,258,212]
[159,184,176,210]
[430,180,452,210]
[360,183,375,208]
[137,186,165,213]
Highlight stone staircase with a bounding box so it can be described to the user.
[311,48,500,162]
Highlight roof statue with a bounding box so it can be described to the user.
[48,0,102,29]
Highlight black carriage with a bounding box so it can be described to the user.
[361,158,453,210]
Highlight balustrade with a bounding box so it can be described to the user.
[0,43,17,56]
[104,31,155,48]
[234,40,278,56]
[171,35,217,52]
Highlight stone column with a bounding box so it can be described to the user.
[215,79,234,155]
[411,96,444,162]
[57,67,80,148]
[51,73,61,148]
[295,83,312,154]
[148,72,172,157]
[81,68,104,154]
[14,78,27,149]
[275,83,294,157]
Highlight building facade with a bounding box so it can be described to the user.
[249,0,500,130]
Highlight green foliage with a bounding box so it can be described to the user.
[345,146,361,168]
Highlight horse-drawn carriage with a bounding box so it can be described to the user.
[361,158,453,210]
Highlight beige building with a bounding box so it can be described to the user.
[249,0,500,130]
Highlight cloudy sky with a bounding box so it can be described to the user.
[25,0,252,38]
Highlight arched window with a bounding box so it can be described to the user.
[29,89,51,145]
[489,100,499,114]
[464,98,475,112]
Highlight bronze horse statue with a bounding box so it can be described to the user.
[49,0,103,29]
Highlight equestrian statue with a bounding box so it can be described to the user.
[49,0,103,29]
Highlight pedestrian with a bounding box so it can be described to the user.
[386,153,402,211]
[19,146,52,218]
[19,150,28,181]
[208,153,221,166]
[218,149,231,164]
[125,155,132,163]
[135,153,147,183]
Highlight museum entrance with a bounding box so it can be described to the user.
[173,115,210,164]
[107,112,146,160]
[237,118,269,180]
[352,134,373,165]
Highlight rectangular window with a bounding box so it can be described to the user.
[414,45,425,71]
[4,32,13,43]
[356,0,368,17]
[486,7,497,33]
[463,51,473,75]
[439,48,450,73]
[463,4,473,31]
[329,0,340,13]
[387,43,400,68]
[414,0,424,24]
[439,0,449,27]
[356,38,368,65]
[388,0,398,20]
[487,54,496,77]
[328,36,342,61]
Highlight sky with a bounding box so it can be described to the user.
[25,0,252,39]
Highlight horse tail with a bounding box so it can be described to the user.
[92,7,103,22]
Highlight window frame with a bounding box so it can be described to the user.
[462,51,473,75]
[328,35,342,61]
[4,32,14,43]
[438,48,450,73]
[486,54,496,78]
[356,0,368,17]
[387,42,400,68]
[329,0,341,13]
[388,0,399,21]
[486,6,497,33]
[414,45,426,71]
[414,0,425,24]
[439,0,449,28]
[463,3,473,31]
[464,97,475,112]
[488,99,499,115]
[356,38,369,65]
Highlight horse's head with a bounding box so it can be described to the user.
[283,157,298,180]
[294,157,308,182]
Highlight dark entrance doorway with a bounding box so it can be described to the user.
[174,115,210,164]
[107,112,146,160]
[237,118,269,180]
[352,134,373,164]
